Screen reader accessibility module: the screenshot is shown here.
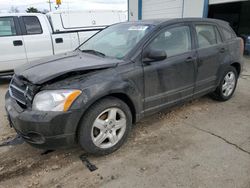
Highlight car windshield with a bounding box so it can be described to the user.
[78,23,154,59]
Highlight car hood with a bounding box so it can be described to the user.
[15,51,121,85]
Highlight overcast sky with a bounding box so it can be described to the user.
[0,0,127,13]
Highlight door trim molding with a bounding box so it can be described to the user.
[144,84,194,103]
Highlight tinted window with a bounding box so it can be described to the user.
[195,25,221,48]
[148,26,191,57]
[221,27,236,40]
[22,16,42,35]
[0,17,16,36]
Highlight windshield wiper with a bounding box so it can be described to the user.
[81,49,106,57]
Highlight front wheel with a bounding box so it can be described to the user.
[210,66,238,101]
[78,97,132,155]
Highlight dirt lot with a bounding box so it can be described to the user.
[0,59,250,188]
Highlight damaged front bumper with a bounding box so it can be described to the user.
[5,91,81,149]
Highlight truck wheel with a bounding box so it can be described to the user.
[210,66,238,101]
[78,97,132,155]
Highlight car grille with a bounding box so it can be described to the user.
[9,76,32,105]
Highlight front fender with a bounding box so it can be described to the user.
[70,78,143,135]
[76,79,142,112]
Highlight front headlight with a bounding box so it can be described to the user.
[32,90,82,112]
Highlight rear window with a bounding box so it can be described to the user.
[22,16,42,35]
[221,27,236,41]
[0,17,16,36]
[195,25,221,48]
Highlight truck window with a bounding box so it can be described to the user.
[195,25,221,48]
[0,17,16,36]
[22,16,42,35]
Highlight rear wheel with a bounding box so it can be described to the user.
[210,66,238,101]
[78,97,132,155]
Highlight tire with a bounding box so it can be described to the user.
[210,66,238,101]
[78,97,132,155]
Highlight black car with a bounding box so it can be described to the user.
[5,18,244,155]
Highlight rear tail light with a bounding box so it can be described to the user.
[240,37,244,55]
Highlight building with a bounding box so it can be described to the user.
[128,0,250,35]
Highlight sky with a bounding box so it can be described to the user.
[0,0,127,13]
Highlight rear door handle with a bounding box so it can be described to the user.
[13,40,23,46]
[185,57,194,63]
[220,48,225,53]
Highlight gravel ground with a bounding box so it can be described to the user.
[0,59,250,188]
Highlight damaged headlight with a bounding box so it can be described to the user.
[32,90,82,112]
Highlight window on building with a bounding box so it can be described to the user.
[22,16,42,35]
[148,26,191,57]
[0,17,16,36]
[195,25,221,48]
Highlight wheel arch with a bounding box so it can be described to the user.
[107,93,137,124]
[230,62,241,76]
[217,61,242,86]
[74,92,138,143]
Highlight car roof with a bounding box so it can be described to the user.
[0,13,43,17]
[127,18,229,27]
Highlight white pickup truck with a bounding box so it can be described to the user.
[0,10,127,75]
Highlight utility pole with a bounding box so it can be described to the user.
[47,0,53,12]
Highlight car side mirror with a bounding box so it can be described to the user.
[143,49,167,63]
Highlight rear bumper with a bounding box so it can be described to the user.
[5,92,82,149]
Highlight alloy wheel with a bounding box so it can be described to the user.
[91,107,127,149]
[222,71,236,97]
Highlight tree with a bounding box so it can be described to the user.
[26,7,40,13]
[9,6,19,13]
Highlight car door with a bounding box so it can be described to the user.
[0,16,27,72]
[142,24,196,114]
[19,15,53,62]
[193,23,225,97]
[52,32,80,55]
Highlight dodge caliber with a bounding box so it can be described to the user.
[5,18,244,155]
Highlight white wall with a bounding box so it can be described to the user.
[183,0,204,17]
[142,0,183,19]
[128,0,248,20]
[128,0,205,20]
[209,0,247,4]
